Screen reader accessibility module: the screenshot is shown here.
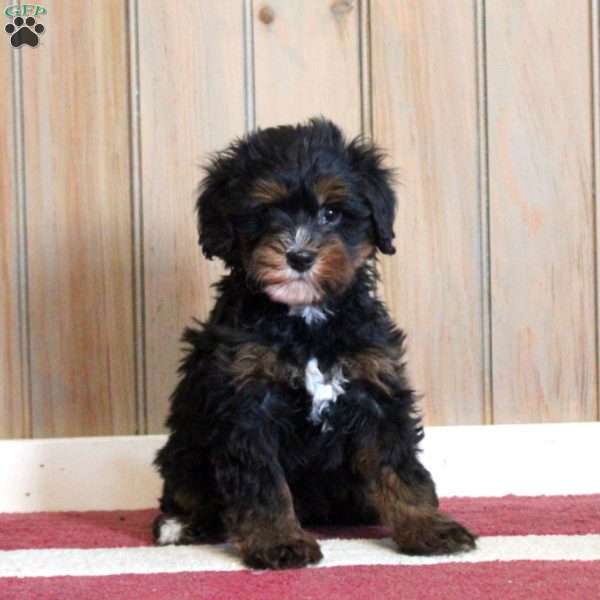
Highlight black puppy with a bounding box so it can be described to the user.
[153,117,476,569]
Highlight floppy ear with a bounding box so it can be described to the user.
[196,157,237,266]
[347,137,397,255]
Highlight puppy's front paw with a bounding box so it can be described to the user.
[241,531,323,570]
[394,513,477,556]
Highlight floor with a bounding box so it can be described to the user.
[1,423,599,598]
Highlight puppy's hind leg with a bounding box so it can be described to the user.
[153,482,226,546]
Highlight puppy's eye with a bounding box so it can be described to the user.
[319,206,341,226]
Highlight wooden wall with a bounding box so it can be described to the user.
[1,0,598,438]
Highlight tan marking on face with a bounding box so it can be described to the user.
[249,235,290,286]
[311,238,354,290]
[313,175,348,206]
[354,241,376,265]
[249,233,324,305]
[252,179,288,205]
[265,280,323,305]
[249,234,374,307]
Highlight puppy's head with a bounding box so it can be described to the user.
[197,117,396,306]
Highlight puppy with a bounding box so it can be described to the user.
[153,117,476,569]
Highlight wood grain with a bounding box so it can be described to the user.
[0,47,27,437]
[1,1,599,438]
[138,0,245,433]
[593,0,600,423]
[22,1,136,436]
[254,0,361,134]
[371,0,485,424]
[486,0,597,422]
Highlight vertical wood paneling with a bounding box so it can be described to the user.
[128,0,145,434]
[593,0,600,421]
[475,0,493,424]
[1,2,599,438]
[0,47,27,437]
[487,0,597,422]
[253,0,361,134]
[371,0,485,424]
[359,0,372,137]
[22,1,136,436]
[138,1,245,433]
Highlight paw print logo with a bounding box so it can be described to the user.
[5,16,45,48]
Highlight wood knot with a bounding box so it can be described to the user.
[258,5,275,25]
[330,0,354,17]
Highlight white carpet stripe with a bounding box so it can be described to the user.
[1,535,600,578]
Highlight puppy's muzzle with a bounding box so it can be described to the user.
[286,250,316,273]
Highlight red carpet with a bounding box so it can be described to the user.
[1,496,599,599]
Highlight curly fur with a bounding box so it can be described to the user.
[153,118,476,569]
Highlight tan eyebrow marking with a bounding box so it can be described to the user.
[313,175,348,205]
[251,179,288,204]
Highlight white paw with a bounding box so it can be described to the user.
[157,517,184,545]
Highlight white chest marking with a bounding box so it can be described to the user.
[304,358,347,430]
[289,305,329,325]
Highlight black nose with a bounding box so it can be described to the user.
[286,250,316,272]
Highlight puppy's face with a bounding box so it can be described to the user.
[243,174,375,305]
[198,118,397,306]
